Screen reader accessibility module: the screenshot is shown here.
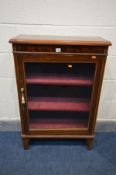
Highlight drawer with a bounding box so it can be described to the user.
[15,44,107,54]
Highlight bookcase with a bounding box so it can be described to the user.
[9,35,111,149]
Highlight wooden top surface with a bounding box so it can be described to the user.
[9,35,112,46]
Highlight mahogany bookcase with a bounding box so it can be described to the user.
[9,35,111,149]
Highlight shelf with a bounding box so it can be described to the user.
[28,97,90,112]
[29,118,88,129]
[26,75,92,86]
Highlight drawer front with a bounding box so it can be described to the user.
[15,44,107,55]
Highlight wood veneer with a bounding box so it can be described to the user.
[9,35,111,150]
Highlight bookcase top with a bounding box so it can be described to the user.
[9,35,112,46]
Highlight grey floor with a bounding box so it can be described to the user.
[0,120,116,132]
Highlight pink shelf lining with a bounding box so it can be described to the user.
[28,97,90,112]
[26,75,92,86]
[29,118,88,129]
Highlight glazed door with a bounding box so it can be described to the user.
[18,54,103,135]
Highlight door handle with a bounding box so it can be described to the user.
[20,88,26,110]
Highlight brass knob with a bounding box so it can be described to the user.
[20,88,24,92]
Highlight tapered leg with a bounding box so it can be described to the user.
[86,139,93,150]
[22,138,30,150]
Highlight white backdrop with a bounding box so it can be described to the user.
[0,0,116,120]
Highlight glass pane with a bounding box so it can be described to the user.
[24,62,95,130]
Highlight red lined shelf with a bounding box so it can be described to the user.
[26,75,92,86]
[29,118,88,129]
[28,97,90,112]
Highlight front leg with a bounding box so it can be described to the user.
[86,138,94,150]
[22,138,30,150]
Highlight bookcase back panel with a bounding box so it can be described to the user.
[27,84,92,98]
[29,111,89,129]
[25,62,95,77]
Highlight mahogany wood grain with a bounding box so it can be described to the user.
[9,35,112,46]
[9,35,111,150]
